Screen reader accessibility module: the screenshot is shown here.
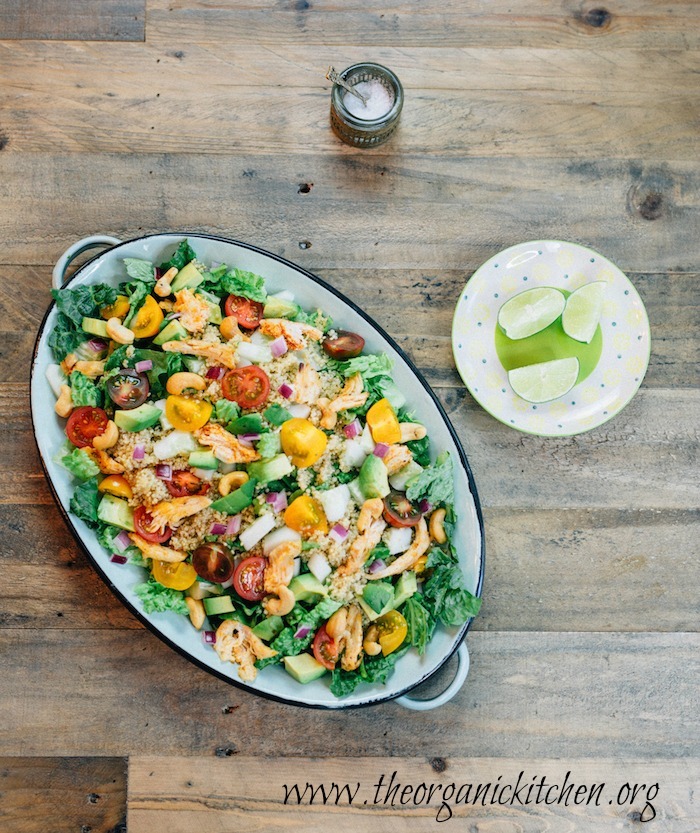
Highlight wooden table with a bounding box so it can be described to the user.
[1,2,698,831]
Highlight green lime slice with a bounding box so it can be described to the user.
[497,287,566,340]
[508,357,580,403]
[562,281,607,344]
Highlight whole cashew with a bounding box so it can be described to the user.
[93,420,119,450]
[218,471,249,496]
[55,384,73,418]
[155,266,178,297]
[185,597,205,630]
[399,422,427,442]
[106,317,135,345]
[363,624,382,656]
[166,371,207,395]
[326,607,347,641]
[429,508,447,544]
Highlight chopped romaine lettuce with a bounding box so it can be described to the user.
[70,371,102,407]
[405,451,454,506]
[134,578,189,615]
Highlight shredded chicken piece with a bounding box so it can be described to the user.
[161,338,238,369]
[318,373,368,429]
[367,518,430,579]
[293,363,322,405]
[357,498,384,533]
[383,444,413,475]
[144,495,211,533]
[215,620,277,682]
[195,423,261,464]
[173,289,210,333]
[326,604,364,671]
[258,318,323,351]
[263,540,301,617]
[337,500,387,577]
[84,447,125,475]
[128,534,188,563]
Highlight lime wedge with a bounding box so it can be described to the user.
[562,281,606,343]
[508,357,580,403]
[497,287,566,340]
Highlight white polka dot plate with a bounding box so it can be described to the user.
[451,240,651,437]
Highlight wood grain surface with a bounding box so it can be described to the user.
[0,0,698,830]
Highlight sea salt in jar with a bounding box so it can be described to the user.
[330,62,404,148]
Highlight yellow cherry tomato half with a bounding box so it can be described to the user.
[279,418,328,468]
[131,295,164,339]
[97,474,133,499]
[152,559,198,591]
[366,398,401,444]
[375,609,408,656]
[284,495,328,537]
[100,295,130,320]
[414,555,429,575]
[165,395,212,433]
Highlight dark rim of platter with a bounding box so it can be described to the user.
[31,232,486,710]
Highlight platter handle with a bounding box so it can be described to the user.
[395,642,470,711]
[52,235,122,289]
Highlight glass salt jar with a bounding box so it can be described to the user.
[330,62,404,149]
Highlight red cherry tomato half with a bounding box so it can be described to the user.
[105,369,150,410]
[233,555,267,602]
[312,623,339,670]
[192,542,235,584]
[221,366,270,409]
[322,330,365,360]
[133,505,172,544]
[165,470,210,498]
[65,406,109,448]
[224,294,264,330]
[382,491,422,528]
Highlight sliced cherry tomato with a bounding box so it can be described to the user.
[65,406,109,448]
[284,495,328,537]
[279,417,327,468]
[322,330,365,360]
[366,397,401,444]
[105,368,150,410]
[312,623,339,670]
[152,559,197,591]
[98,474,133,499]
[375,609,408,656]
[165,470,210,497]
[133,505,172,544]
[233,555,267,601]
[100,295,130,320]
[221,366,270,409]
[224,294,264,330]
[165,395,213,432]
[131,295,164,339]
[382,491,422,528]
[192,542,235,584]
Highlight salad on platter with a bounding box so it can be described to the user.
[46,239,480,697]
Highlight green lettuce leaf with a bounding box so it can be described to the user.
[214,398,240,424]
[70,371,102,407]
[122,279,156,328]
[48,313,87,362]
[402,595,435,655]
[257,432,281,459]
[59,446,101,481]
[69,477,101,528]
[123,258,155,281]
[221,269,267,304]
[256,596,342,668]
[405,451,454,506]
[423,547,481,627]
[134,578,189,615]
[51,284,118,326]
[159,240,198,272]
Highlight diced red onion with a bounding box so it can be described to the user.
[210,522,227,536]
[265,491,288,513]
[270,336,288,358]
[132,444,145,460]
[155,463,172,481]
[165,312,181,321]
[329,523,349,543]
[110,554,128,565]
[134,359,153,373]
[278,383,294,399]
[239,433,260,446]
[368,558,387,574]
[88,339,108,353]
[206,365,225,380]
[373,442,389,458]
[203,631,217,644]
[419,499,432,514]
[294,625,311,639]
[114,530,131,552]
[343,418,361,439]
[225,514,242,536]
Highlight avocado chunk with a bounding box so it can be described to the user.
[196,290,223,325]
[263,296,300,320]
[363,581,394,614]
[97,494,134,531]
[170,261,204,292]
[203,595,236,616]
[247,453,294,484]
[289,573,328,603]
[188,450,218,470]
[252,615,285,642]
[393,570,418,610]
[228,413,266,435]
[81,317,109,338]
[358,454,390,499]
[153,319,187,346]
[209,478,257,514]
[283,653,327,684]
[114,402,162,432]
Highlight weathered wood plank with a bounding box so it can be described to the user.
[0,630,696,758]
[0,156,698,273]
[145,0,700,49]
[2,504,697,632]
[128,756,698,832]
[0,756,127,833]
[0,0,144,41]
